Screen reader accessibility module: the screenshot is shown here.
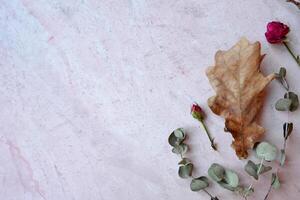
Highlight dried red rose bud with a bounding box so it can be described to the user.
[191,103,204,121]
[265,21,300,66]
[191,103,217,150]
[265,21,290,44]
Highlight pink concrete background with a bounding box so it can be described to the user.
[0,0,300,199]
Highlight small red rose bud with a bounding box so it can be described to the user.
[265,21,289,44]
[191,103,217,151]
[191,103,204,121]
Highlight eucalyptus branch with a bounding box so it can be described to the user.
[168,128,219,200]
[264,67,298,199]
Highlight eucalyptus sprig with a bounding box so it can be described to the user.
[275,67,299,112]
[274,67,298,167]
[207,142,277,200]
[243,142,277,199]
[263,67,298,199]
[168,128,283,200]
[168,128,219,200]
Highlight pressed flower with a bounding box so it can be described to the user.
[265,21,300,67]
[265,21,289,44]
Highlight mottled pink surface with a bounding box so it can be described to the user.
[0,0,300,200]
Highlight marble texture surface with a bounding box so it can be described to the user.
[0,0,300,199]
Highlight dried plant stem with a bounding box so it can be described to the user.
[283,42,300,67]
[286,0,300,9]
[200,121,217,151]
[263,183,273,200]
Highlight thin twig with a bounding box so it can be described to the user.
[203,189,213,198]
[263,183,273,200]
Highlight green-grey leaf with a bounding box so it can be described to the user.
[178,163,193,178]
[257,164,272,175]
[178,158,191,166]
[190,176,209,191]
[174,128,185,139]
[208,163,225,182]
[244,160,258,180]
[280,149,286,166]
[168,132,178,147]
[283,122,293,139]
[223,169,239,188]
[168,128,185,147]
[271,173,280,190]
[275,98,292,111]
[172,144,188,155]
[218,181,236,191]
[279,67,286,78]
[284,92,299,112]
[256,142,277,161]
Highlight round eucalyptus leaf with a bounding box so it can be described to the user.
[168,132,178,147]
[271,173,280,190]
[190,176,209,191]
[178,163,193,179]
[257,164,272,175]
[174,128,185,139]
[244,160,258,180]
[284,92,299,112]
[275,98,292,111]
[256,142,277,161]
[208,163,225,182]
[178,158,191,166]
[168,128,185,147]
[223,169,239,188]
[172,144,188,155]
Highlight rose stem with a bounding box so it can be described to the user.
[283,42,300,67]
[200,120,217,151]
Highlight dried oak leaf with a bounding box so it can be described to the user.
[206,38,275,159]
